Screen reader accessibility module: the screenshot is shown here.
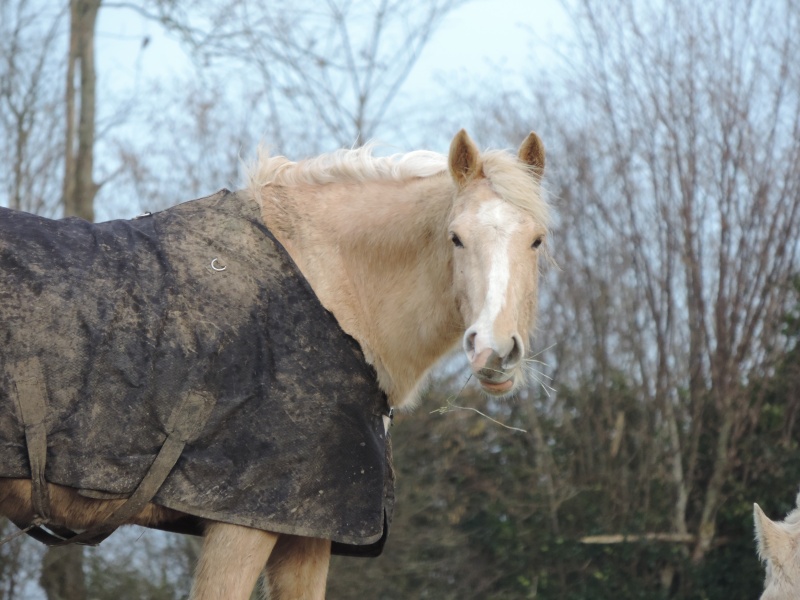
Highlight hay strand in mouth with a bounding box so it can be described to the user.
[430,374,528,434]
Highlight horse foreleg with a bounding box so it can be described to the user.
[191,522,278,600]
[264,535,331,600]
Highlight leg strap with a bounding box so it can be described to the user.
[6,357,216,547]
[57,390,216,545]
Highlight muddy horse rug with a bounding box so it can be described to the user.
[0,190,393,556]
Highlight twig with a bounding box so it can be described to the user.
[580,533,695,544]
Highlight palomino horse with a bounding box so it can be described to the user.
[0,129,549,599]
[755,493,800,600]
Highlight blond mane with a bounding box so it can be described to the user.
[245,144,447,188]
[245,144,551,230]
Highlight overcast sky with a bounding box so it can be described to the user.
[401,1,569,97]
[95,1,570,152]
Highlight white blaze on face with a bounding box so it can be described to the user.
[467,199,519,358]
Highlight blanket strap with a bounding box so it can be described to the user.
[57,390,217,546]
[11,357,52,525]
[7,358,78,545]
[11,380,216,547]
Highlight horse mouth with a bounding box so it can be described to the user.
[478,377,514,395]
[469,349,519,395]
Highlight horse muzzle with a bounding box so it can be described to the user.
[469,347,518,396]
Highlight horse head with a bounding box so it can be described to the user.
[446,129,548,396]
[755,494,800,600]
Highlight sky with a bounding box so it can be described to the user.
[405,0,569,94]
[94,0,570,153]
[87,0,575,220]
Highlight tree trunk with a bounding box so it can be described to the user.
[40,546,87,600]
[62,0,100,221]
[42,1,101,596]
[692,402,735,563]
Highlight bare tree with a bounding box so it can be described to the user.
[112,0,469,154]
[453,0,800,583]
[106,73,259,217]
[0,0,65,216]
[540,0,800,564]
[0,520,45,599]
[39,1,103,593]
[233,0,469,148]
[62,0,101,221]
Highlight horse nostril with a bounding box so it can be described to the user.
[504,334,523,369]
[463,329,477,356]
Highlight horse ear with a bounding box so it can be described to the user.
[448,129,481,188]
[518,131,545,179]
[754,503,793,567]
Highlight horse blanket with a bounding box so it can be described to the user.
[0,190,393,556]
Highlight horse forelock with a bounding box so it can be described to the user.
[480,150,551,232]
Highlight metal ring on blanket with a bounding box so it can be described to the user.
[210,258,227,271]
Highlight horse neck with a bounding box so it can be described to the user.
[258,176,462,408]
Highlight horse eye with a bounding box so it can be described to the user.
[532,237,543,250]
[451,233,464,248]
